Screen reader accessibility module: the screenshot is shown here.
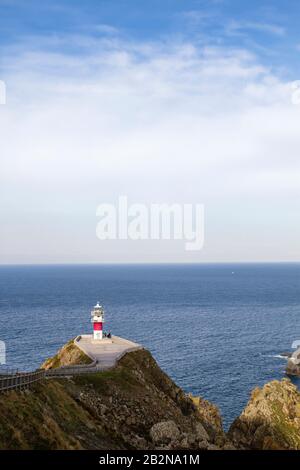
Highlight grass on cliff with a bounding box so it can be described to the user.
[73,349,176,395]
[42,339,92,369]
[74,368,139,393]
[0,380,107,449]
[0,348,220,450]
[0,349,181,450]
[73,349,193,416]
[270,400,300,449]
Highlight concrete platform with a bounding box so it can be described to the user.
[91,338,113,345]
[75,335,143,370]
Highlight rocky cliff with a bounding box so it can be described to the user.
[1,341,300,450]
[0,343,230,450]
[286,349,300,377]
[228,379,300,450]
[41,338,92,369]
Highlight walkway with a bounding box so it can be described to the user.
[45,335,143,377]
[75,335,143,370]
[0,335,143,388]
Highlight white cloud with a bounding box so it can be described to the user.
[94,24,119,35]
[226,20,286,37]
[0,34,299,263]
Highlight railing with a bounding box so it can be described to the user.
[0,367,19,376]
[45,365,98,377]
[46,346,143,376]
[0,337,143,391]
[0,370,45,392]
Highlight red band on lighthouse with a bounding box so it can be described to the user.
[94,322,103,331]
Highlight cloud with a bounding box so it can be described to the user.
[93,24,119,35]
[0,33,299,263]
[181,10,215,25]
[226,20,285,37]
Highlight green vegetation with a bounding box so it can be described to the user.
[0,346,226,450]
[74,368,139,392]
[229,379,300,450]
[270,400,300,449]
[0,381,100,449]
[41,339,92,369]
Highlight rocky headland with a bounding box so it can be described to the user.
[0,340,300,450]
[286,348,300,377]
[229,379,300,449]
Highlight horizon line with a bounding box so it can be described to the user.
[0,261,300,267]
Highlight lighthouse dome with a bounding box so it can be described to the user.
[94,302,102,309]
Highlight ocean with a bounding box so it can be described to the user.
[0,263,299,429]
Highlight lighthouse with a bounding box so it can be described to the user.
[91,302,105,340]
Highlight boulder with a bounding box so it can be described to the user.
[150,420,180,445]
[194,422,209,442]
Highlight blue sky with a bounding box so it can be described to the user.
[1,0,300,76]
[0,1,300,263]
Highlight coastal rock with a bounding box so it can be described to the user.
[41,339,92,369]
[228,379,300,450]
[0,344,225,450]
[189,395,225,444]
[193,421,209,442]
[14,337,300,451]
[286,349,300,376]
[150,421,180,444]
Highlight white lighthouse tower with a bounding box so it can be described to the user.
[91,302,105,340]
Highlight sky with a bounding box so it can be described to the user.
[0,0,300,264]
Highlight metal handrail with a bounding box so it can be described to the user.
[45,364,98,377]
[0,343,143,391]
[0,367,19,376]
[0,369,45,392]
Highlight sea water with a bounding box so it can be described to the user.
[0,263,299,429]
